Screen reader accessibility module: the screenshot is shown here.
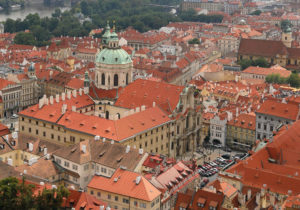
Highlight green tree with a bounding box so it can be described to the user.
[0,177,69,210]
[188,38,200,45]
[238,59,252,70]
[14,32,36,45]
[250,10,261,16]
[4,18,16,33]
[288,73,300,88]
[80,0,91,16]
[253,57,269,68]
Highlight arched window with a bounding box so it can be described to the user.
[101,73,105,85]
[126,73,129,85]
[105,111,109,119]
[114,74,118,86]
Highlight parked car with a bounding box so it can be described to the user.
[11,114,18,119]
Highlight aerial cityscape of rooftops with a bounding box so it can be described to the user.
[1,0,300,209]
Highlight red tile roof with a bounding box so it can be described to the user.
[256,99,300,121]
[57,106,170,142]
[243,66,291,78]
[228,113,256,130]
[62,190,111,210]
[88,168,161,202]
[115,79,184,114]
[238,39,288,57]
[0,78,15,90]
[0,123,10,137]
[19,92,94,123]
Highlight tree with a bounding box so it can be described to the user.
[0,177,69,210]
[250,10,261,16]
[188,38,200,45]
[238,59,252,70]
[253,57,269,68]
[4,18,16,33]
[14,32,36,46]
[288,73,300,88]
[80,0,91,16]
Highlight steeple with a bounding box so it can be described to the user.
[84,71,90,88]
[108,20,119,49]
[27,62,36,79]
[101,21,111,47]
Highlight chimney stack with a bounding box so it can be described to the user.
[62,92,65,101]
[72,106,76,112]
[49,96,53,105]
[72,90,77,98]
[79,88,82,96]
[67,91,71,99]
[55,94,59,103]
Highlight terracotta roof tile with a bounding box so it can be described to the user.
[88,168,161,202]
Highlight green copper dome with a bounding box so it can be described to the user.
[95,48,132,65]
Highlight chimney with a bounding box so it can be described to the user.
[72,106,76,112]
[44,97,49,106]
[55,94,59,103]
[126,145,130,153]
[153,102,156,107]
[50,70,53,78]
[38,98,44,109]
[72,90,77,98]
[67,91,71,99]
[135,107,140,113]
[62,92,66,101]
[28,143,33,152]
[81,144,86,153]
[79,88,82,96]
[49,96,54,105]
[84,87,89,94]
[44,147,47,155]
[247,189,252,201]
[130,109,134,115]
[141,105,146,111]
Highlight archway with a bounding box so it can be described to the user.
[114,74,118,86]
[212,139,221,145]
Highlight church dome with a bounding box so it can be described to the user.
[95,47,132,65]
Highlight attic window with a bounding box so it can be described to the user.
[92,126,97,129]
[80,123,84,126]
[117,156,123,162]
[71,147,76,153]
[99,151,105,157]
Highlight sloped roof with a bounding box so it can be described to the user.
[88,168,161,202]
[238,39,288,57]
[115,79,184,114]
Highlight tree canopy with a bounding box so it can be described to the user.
[238,58,269,70]
[188,38,200,45]
[265,72,300,88]
[0,177,69,210]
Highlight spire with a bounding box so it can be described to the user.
[84,71,90,88]
[106,20,110,31]
[113,20,116,32]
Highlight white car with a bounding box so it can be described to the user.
[11,114,18,119]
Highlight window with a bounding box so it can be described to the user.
[134,201,138,206]
[70,136,75,143]
[123,198,129,204]
[270,126,273,131]
[56,158,61,164]
[108,194,111,199]
[28,127,31,133]
[36,121,38,125]
[73,177,77,182]
[258,123,261,129]
[84,164,89,171]
[84,176,89,182]
[64,161,69,167]
[264,124,267,131]
[101,167,107,173]
[72,164,78,170]
[36,129,38,135]
[43,131,46,137]
[115,196,119,201]
[51,134,54,139]
[140,203,146,208]
[97,192,101,197]
[90,190,94,195]
[22,126,24,131]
